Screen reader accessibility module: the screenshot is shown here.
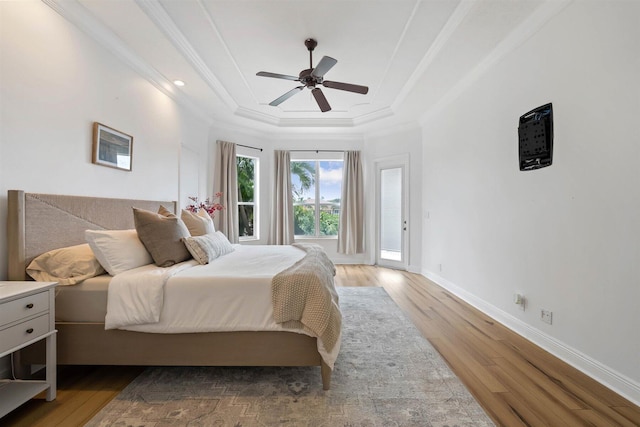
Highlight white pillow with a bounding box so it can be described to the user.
[85,229,153,276]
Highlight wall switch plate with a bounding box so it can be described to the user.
[541,309,553,324]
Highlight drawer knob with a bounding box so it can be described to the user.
[26,328,34,334]
[26,303,34,309]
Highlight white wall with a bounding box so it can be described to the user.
[365,125,423,272]
[0,1,210,281]
[420,0,639,402]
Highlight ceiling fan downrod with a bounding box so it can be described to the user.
[305,38,317,70]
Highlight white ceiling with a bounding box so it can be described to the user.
[44,0,568,133]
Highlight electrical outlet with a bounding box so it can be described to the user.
[541,309,553,325]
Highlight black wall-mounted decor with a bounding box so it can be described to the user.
[518,103,553,171]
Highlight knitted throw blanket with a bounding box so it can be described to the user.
[271,243,341,353]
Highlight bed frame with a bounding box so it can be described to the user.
[7,190,331,389]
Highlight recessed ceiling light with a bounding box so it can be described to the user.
[173,80,185,87]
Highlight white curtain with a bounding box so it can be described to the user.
[269,150,295,245]
[338,150,365,254]
[213,140,239,243]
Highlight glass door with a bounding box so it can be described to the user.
[377,162,407,269]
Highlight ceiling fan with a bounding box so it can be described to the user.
[256,38,369,112]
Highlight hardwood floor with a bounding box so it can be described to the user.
[4,265,639,426]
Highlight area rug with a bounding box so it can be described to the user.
[87,287,494,426]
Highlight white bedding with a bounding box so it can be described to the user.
[104,244,340,367]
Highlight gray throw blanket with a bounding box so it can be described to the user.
[271,243,341,353]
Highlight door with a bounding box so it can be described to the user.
[376,159,408,270]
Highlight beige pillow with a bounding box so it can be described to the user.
[26,243,106,285]
[182,231,234,265]
[158,205,174,216]
[133,207,192,267]
[85,229,153,275]
[181,209,215,236]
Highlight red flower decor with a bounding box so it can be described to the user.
[186,193,224,218]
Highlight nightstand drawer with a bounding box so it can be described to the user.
[0,291,49,327]
[0,314,50,354]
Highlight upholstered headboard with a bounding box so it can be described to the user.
[7,190,177,280]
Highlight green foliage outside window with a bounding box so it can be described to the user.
[320,210,339,235]
[291,160,342,237]
[237,156,256,237]
[293,205,315,236]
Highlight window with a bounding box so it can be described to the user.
[291,159,343,237]
[237,155,258,239]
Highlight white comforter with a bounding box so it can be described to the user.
[104,244,340,367]
[105,260,198,329]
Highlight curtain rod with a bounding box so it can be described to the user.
[289,149,345,153]
[236,143,263,152]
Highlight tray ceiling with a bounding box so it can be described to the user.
[44,0,568,132]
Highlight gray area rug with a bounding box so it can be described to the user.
[87,287,494,426]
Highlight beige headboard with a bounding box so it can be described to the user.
[7,190,177,281]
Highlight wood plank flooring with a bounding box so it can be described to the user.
[3,265,639,426]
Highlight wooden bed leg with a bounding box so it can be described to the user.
[321,361,332,390]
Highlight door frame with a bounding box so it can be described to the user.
[375,154,409,270]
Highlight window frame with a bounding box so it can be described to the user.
[237,153,259,241]
[290,153,343,239]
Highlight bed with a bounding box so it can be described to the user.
[7,190,339,389]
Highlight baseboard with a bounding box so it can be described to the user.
[332,256,368,265]
[422,269,640,406]
[333,259,368,265]
[407,264,422,274]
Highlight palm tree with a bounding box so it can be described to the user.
[290,161,316,235]
[291,161,315,201]
[237,157,255,236]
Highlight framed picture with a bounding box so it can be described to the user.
[92,122,133,171]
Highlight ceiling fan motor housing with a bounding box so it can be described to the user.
[299,69,321,88]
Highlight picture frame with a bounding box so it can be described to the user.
[92,122,133,171]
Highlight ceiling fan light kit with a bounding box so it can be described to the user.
[257,38,368,112]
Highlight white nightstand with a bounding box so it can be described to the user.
[0,281,57,418]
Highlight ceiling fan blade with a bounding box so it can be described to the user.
[257,71,300,81]
[312,88,331,112]
[311,56,337,78]
[323,80,369,94]
[269,86,304,106]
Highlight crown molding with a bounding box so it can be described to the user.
[209,117,366,141]
[134,0,238,111]
[234,107,282,126]
[419,0,573,124]
[277,117,356,128]
[234,107,359,128]
[352,106,396,127]
[41,0,214,125]
[364,120,421,139]
[195,0,258,104]
[234,104,396,130]
[370,0,422,104]
[392,0,473,112]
